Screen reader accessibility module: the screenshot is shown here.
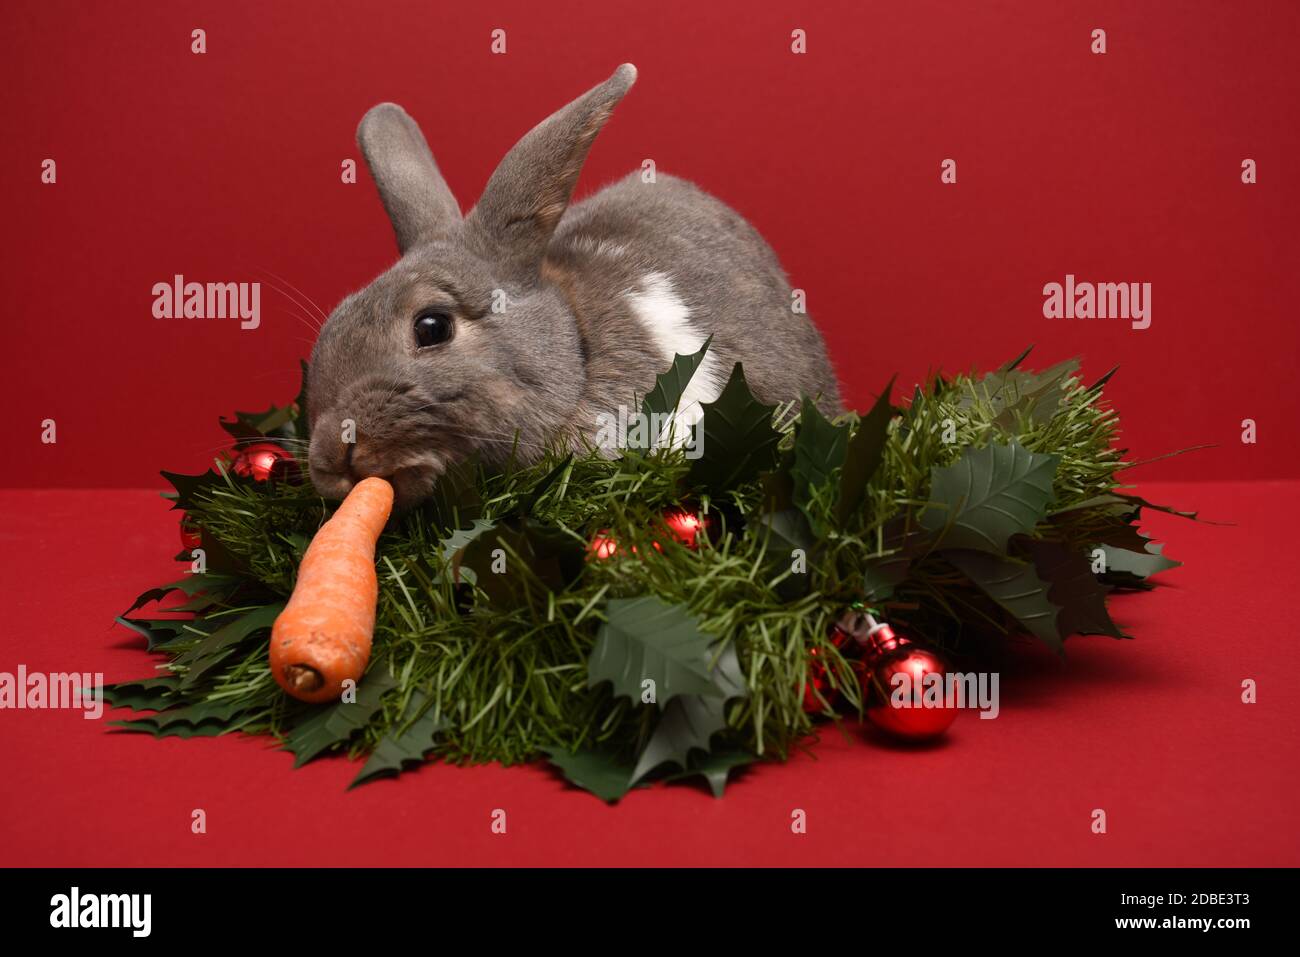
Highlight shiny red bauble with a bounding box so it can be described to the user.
[587,508,710,561]
[179,514,202,551]
[857,622,958,741]
[801,623,851,712]
[588,531,619,560]
[661,508,707,548]
[224,442,298,482]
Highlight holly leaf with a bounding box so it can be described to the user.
[754,509,815,600]
[920,441,1059,552]
[973,358,1080,427]
[349,692,450,788]
[587,597,720,705]
[112,720,234,739]
[110,696,268,737]
[1023,539,1127,639]
[632,695,728,782]
[862,519,927,601]
[639,337,712,422]
[160,468,227,512]
[282,670,398,767]
[702,641,748,700]
[1093,522,1155,552]
[439,518,496,556]
[947,550,1063,651]
[687,363,782,493]
[122,574,241,616]
[101,676,182,712]
[1100,541,1181,581]
[1016,359,1081,426]
[630,643,748,782]
[759,461,796,512]
[217,360,310,442]
[146,697,263,730]
[113,616,191,652]
[459,519,584,606]
[542,746,639,803]
[791,396,849,523]
[168,587,246,615]
[665,748,755,798]
[438,518,497,584]
[219,403,297,443]
[174,603,284,690]
[837,377,895,522]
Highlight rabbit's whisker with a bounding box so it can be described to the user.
[249,267,326,328]
[253,266,331,327]
[257,278,326,335]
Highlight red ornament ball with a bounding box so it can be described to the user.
[661,508,708,548]
[858,624,958,741]
[801,623,852,712]
[179,514,202,551]
[225,442,298,483]
[588,508,711,561]
[588,531,620,560]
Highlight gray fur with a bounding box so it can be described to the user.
[357,103,462,251]
[308,63,841,507]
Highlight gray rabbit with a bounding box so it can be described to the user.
[308,64,841,506]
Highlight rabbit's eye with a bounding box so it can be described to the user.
[414,310,453,348]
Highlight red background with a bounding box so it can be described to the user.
[2,0,1297,484]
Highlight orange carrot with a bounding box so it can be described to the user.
[269,477,394,703]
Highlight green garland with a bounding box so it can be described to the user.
[106,346,1190,800]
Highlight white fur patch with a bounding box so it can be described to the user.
[568,235,629,259]
[626,272,725,447]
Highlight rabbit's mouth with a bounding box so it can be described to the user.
[385,457,446,509]
[307,431,449,509]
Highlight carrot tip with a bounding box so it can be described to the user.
[284,664,324,694]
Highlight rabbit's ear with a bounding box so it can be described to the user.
[357,103,462,254]
[468,64,636,270]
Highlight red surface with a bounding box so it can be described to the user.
[3,0,1299,484]
[1,483,1297,867]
